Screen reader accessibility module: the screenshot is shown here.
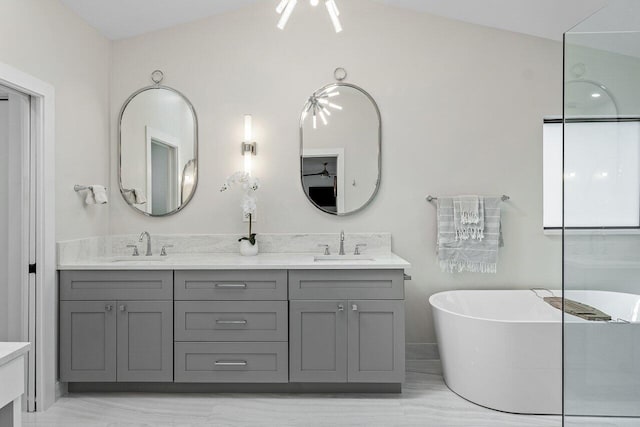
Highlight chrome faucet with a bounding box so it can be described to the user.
[339,230,345,256]
[139,231,152,256]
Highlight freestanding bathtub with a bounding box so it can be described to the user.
[429,289,640,416]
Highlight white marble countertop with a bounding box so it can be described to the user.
[0,342,30,367]
[58,252,411,270]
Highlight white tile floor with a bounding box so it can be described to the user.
[21,364,637,426]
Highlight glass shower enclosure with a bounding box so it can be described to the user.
[564,1,640,424]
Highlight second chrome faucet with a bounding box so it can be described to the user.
[320,230,365,256]
[139,231,152,256]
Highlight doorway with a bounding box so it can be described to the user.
[0,84,36,411]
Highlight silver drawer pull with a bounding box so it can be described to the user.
[215,360,248,366]
[215,283,247,289]
[337,304,344,312]
[216,320,248,325]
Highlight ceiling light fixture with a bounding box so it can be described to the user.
[276,0,343,33]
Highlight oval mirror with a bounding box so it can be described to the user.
[300,82,381,215]
[119,81,198,216]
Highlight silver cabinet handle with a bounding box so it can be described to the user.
[215,283,247,289]
[119,305,127,312]
[338,304,344,312]
[352,304,358,311]
[216,320,248,325]
[214,360,247,366]
[105,304,113,312]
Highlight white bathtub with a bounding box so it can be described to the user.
[429,290,640,416]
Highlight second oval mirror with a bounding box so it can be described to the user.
[119,74,198,217]
[300,82,381,215]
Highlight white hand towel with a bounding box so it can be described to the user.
[133,189,147,204]
[454,195,480,225]
[124,189,147,205]
[91,185,108,204]
[453,196,483,240]
[85,190,96,204]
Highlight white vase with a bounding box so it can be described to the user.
[239,240,259,257]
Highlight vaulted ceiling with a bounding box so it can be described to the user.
[61,0,608,41]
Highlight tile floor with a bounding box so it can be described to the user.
[21,362,636,426]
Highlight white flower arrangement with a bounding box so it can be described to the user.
[221,171,260,245]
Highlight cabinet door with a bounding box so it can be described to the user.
[348,300,405,383]
[116,301,173,382]
[289,300,347,383]
[60,301,117,382]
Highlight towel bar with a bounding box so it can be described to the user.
[426,194,510,203]
[74,185,107,192]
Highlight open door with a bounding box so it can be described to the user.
[0,84,35,411]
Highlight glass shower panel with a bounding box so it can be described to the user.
[564,1,640,424]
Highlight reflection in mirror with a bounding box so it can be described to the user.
[565,79,618,118]
[119,86,198,216]
[300,83,381,216]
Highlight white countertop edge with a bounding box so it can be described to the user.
[0,342,31,367]
[57,253,411,271]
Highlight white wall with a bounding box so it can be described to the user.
[0,0,111,240]
[109,0,563,343]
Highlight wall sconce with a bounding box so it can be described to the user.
[241,114,257,175]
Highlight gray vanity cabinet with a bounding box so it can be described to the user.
[289,300,348,382]
[116,301,173,382]
[59,271,174,383]
[347,300,405,383]
[60,268,406,388]
[289,270,405,384]
[59,301,117,382]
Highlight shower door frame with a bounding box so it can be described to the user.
[0,61,56,412]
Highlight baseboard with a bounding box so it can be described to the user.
[54,381,67,400]
[406,343,439,361]
[68,382,402,394]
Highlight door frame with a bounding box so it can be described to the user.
[0,61,56,411]
[302,148,345,212]
[145,126,180,214]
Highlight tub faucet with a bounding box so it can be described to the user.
[139,231,152,256]
[339,230,345,256]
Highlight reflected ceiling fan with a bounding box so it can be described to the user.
[303,162,334,178]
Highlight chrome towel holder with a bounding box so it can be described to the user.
[74,185,107,192]
[426,194,510,203]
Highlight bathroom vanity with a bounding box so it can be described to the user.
[57,244,410,393]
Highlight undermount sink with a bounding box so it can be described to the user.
[109,256,167,263]
[314,255,375,262]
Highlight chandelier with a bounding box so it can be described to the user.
[276,0,342,33]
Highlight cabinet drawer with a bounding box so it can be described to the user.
[288,270,404,300]
[174,342,288,383]
[60,271,173,301]
[174,270,287,301]
[175,301,288,342]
